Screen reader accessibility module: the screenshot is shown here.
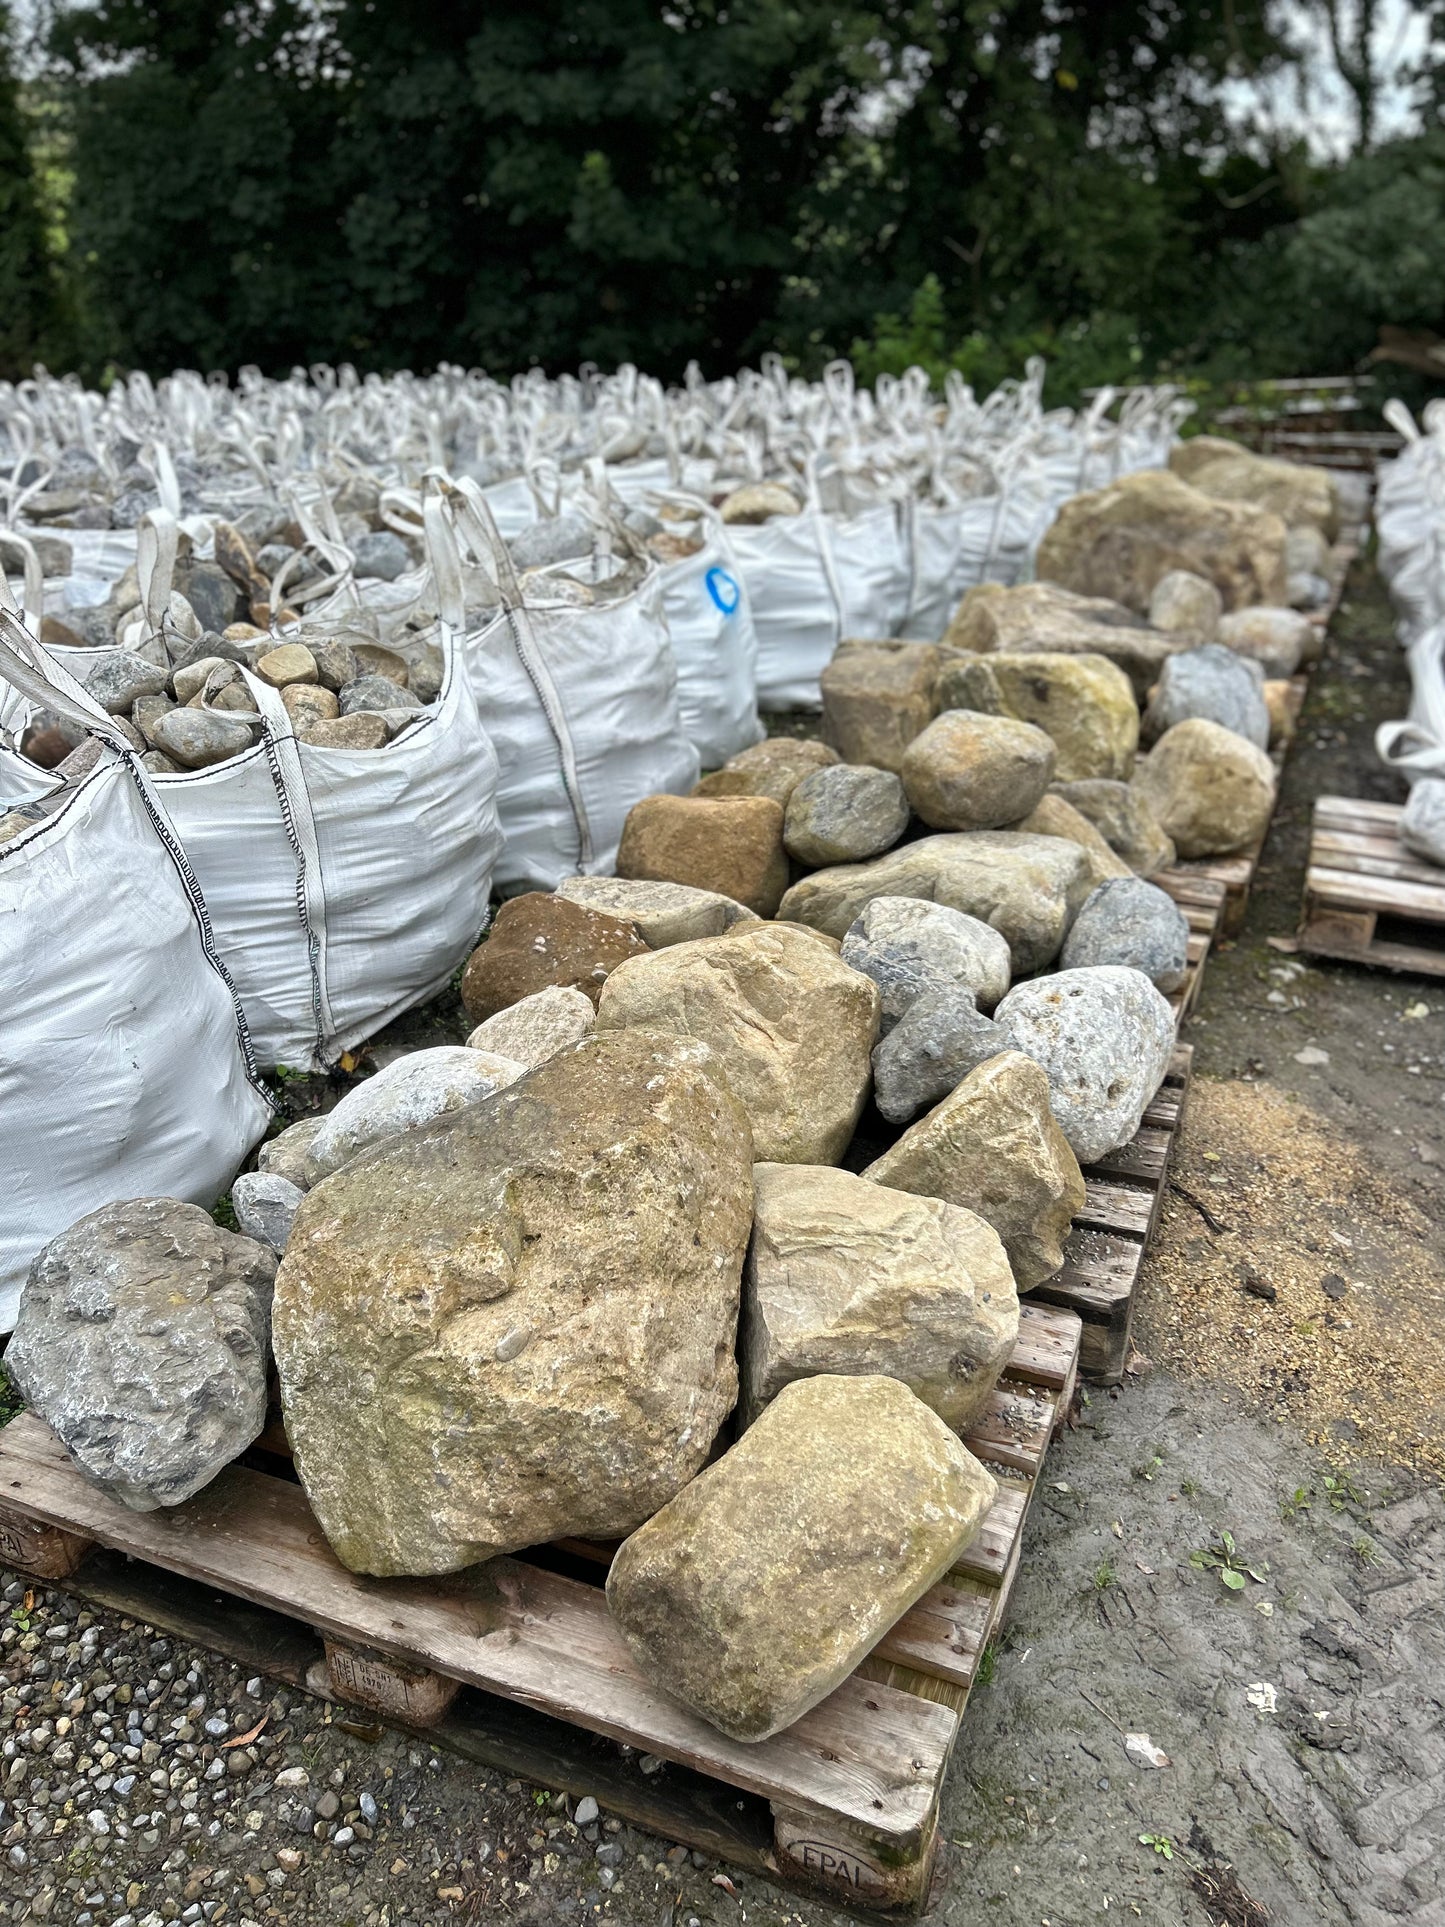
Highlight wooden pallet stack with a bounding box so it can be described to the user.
[1298,795,1445,976]
[0,1303,1081,1916]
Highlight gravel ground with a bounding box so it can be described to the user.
[3,553,1442,1927]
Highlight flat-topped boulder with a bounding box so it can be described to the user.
[778,831,1095,975]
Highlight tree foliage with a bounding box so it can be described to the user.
[0,3,61,378]
[19,0,1445,389]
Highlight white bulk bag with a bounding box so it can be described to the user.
[1377,621,1445,782]
[447,482,699,891]
[725,497,841,710]
[40,510,505,1071]
[650,505,763,768]
[0,616,272,1329]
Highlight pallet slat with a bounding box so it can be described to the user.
[0,1412,950,1842]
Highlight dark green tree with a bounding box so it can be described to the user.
[0,2,61,378]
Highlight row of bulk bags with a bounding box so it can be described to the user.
[21,507,504,1072]
[0,611,272,1328]
[440,479,700,890]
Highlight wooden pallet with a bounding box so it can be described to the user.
[0,1303,1080,1917]
[1027,1043,1193,1386]
[1156,874,1226,1025]
[1298,795,1445,978]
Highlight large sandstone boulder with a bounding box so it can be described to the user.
[996,966,1176,1163]
[616,793,788,918]
[901,710,1056,830]
[1051,779,1176,876]
[460,892,650,1021]
[840,895,1011,1025]
[1036,469,1289,613]
[1170,437,1339,539]
[864,1052,1084,1289]
[944,580,1181,699]
[1131,718,1276,859]
[740,1164,1018,1430]
[936,651,1138,782]
[693,737,838,806]
[273,1030,755,1576]
[606,1374,996,1742]
[595,922,879,1163]
[7,1200,276,1512]
[778,831,1095,975]
[820,640,941,772]
[555,875,760,947]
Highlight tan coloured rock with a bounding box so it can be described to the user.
[778,831,1094,975]
[692,737,838,806]
[1036,469,1289,613]
[1170,438,1339,539]
[719,482,801,525]
[944,580,1182,699]
[465,984,596,1069]
[460,892,649,1022]
[298,712,390,750]
[606,1374,996,1742]
[820,640,941,772]
[554,875,760,947]
[1131,718,1276,859]
[740,1163,1018,1430]
[1012,794,1132,889]
[936,650,1138,782]
[255,643,319,689]
[1148,568,1222,640]
[595,922,879,1163]
[615,793,788,918]
[1263,679,1296,748]
[863,1051,1085,1290]
[1050,778,1176,876]
[282,682,340,729]
[901,710,1056,830]
[273,1029,754,1576]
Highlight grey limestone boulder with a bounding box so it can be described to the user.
[870,986,1014,1124]
[1143,643,1270,752]
[6,1198,276,1511]
[1060,877,1190,993]
[305,1047,525,1183]
[841,895,1012,1030]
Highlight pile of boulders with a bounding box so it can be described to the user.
[2,431,1345,1749]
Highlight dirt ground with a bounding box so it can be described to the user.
[3,560,1443,1927]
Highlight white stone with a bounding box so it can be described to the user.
[305,1047,525,1183]
[466,985,596,1069]
[994,965,1175,1163]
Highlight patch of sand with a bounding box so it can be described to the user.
[1138,1073,1445,1476]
